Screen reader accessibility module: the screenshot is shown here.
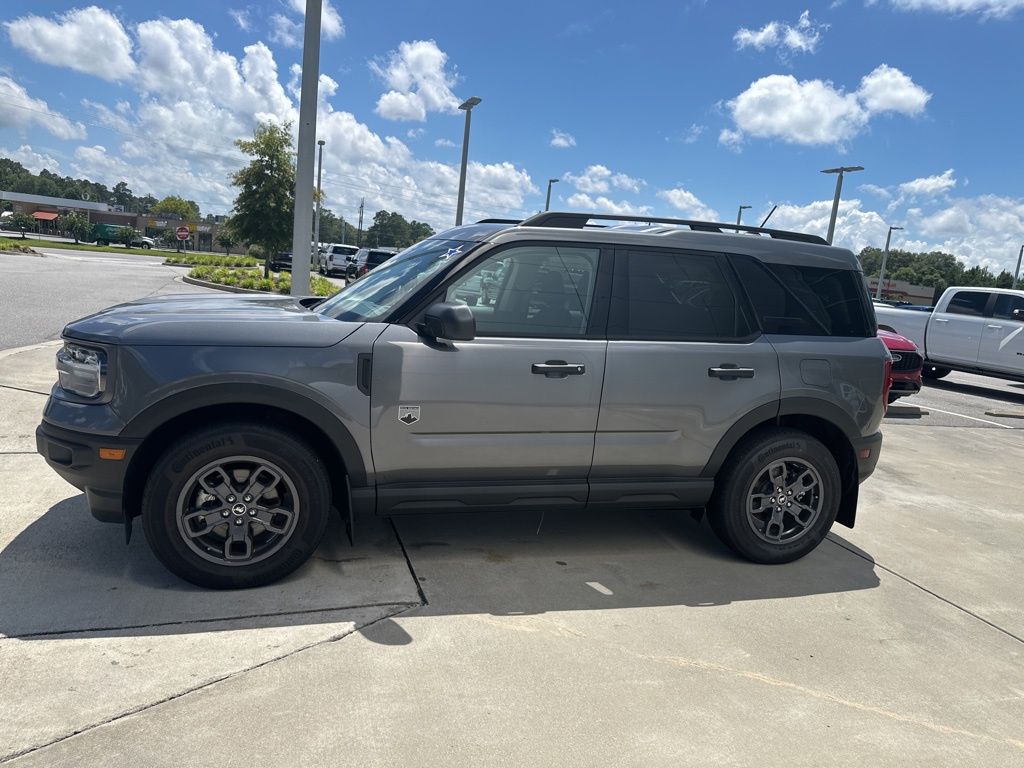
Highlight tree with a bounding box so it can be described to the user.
[229,122,295,277]
[216,231,236,256]
[8,212,35,239]
[116,226,135,247]
[365,210,435,250]
[151,195,201,221]
[57,212,91,244]
[111,181,134,209]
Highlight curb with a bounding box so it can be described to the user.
[181,275,274,294]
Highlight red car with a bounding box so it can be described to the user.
[878,329,923,404]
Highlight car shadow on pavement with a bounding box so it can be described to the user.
[0,496,880,641]
[926,378,1024,406]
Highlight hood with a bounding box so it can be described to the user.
[877,328,918,351]
[63,293,362,347]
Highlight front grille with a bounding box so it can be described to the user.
[891,350,923,372]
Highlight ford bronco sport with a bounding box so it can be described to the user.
[37,212,887,588]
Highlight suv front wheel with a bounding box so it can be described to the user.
[141,422,331,589]
[708,429,840,564]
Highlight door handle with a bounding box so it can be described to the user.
[986,324,1003,329]
[531,361,585,378]
[708,365,756,380]
[934,318,949,323]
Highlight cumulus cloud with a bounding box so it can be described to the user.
[228,8,251,32]
[5,6,135,82]
[550,129,576,148]
[434,138,456,148]
[566,193,652,216]
[0,76,86,140]
[371,40,460,121]
[286,0,345,40]
[761,198,891,252]
[720,64,930,148]
[734,10,827,56]
[899,168,957,197]
[860,183,893,199]
[0,144,60,174]
[269,13,302,47]
[565,165,645,194]
[881,0,1024,19]
[656,188,719,221]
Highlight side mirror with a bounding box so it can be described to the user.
[420,302,476,341]
[1013,308,1024,321]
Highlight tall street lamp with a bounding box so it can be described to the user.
[736,204,751,226]
[545,178,559,211]
[313,139,325,263]
[455,96,481,226]
[1013,244,1024,290]
[875,225,904,301]
[821,165,864,245]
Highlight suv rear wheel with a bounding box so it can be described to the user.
[141,422,331,589]
[708,429,840,564]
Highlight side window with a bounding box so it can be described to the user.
[445,245,599,337]
[992,294,1024,321]
[730,256,873,337]
[947,291,991,316]
[610,250,750,340]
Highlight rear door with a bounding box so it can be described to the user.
[927,290,992,365]
[369,242,610,514]
[978,293,1024,374]
[591,247,780,506]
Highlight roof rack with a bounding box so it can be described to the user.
[475,218,522,225]
[518,212,828,246]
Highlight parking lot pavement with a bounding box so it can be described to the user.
[2,344,1022,766]
[887,371,1024,429]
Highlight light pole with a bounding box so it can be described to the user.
[736,204,751,226]
[875,225,903,301]
[455,96,481,226]
[545,179,559,211]
[1013,245,1024,290]
[821,165,864,245]
[313,139,325,264]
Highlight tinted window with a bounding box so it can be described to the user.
[445,245,599,337]
[731,256,873,337]
[947,291,990,316]
[992,293,1024,320]
[368,251,394,267]
[610,250,750,340]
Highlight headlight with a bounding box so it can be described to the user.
[56,342,107,398]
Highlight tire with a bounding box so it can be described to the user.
[708,429,841,564]
[922,365,951,380]
[141,422,331,589]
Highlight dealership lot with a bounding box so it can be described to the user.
[1,340,1021,766]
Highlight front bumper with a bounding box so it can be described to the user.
[852,431,883,483]
[36,421,141,523]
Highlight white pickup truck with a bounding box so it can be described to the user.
[874,287,1024,381]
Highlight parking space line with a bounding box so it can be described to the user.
[912,403,1015,429]
[586,581,614,596]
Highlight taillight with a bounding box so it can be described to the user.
[882,354,893,412]
[358,266,368,276]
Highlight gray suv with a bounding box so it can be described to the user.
[37,212,887,589]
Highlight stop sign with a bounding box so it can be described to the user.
[175,226,190,241]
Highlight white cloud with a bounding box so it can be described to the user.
[0,76,86,140]
[898,168,957,197]
[656,188,719,221]
[434,138,456,148]
[906,195,1024,271]
[860,183,893,199]
[565,164,645,194]
[683,124,704,143]
[762,198,891,252]
[5,6,135,82]
[371,40,460,122]
[0,144,60,174]
[229,8,251,32]
[286,0,345,40]
[269,13,302,47]
[883,0,1024,19]
[566,193,652,216]
[721,64,930,148]
[550,129,576,148]
[406,128,425,139]
[734,10,827,56]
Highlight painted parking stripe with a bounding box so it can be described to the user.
[913,402,1014,429]
[586,581,614,596]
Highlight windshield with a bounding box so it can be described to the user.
[316,238,477,321]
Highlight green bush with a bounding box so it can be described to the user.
[165,254,259,268]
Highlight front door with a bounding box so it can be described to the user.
[369,243,609,514]
[978,293,1024,375]
[927,290,992,365]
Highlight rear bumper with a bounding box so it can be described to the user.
[35,421,140,523]
[852,431,883,483]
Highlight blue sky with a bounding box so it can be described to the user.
[1,1,1022,269]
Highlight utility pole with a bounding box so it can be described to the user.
[340,215,346,245]
[356,198,364,247]
[313,138,325,259]
[288,0,322,296]
[736,204,751,226]
[875,225,904,301]
[455,96,481,225]
[821,166,864,245]
[1013,244,1023,290]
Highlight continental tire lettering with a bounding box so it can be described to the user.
[172,437,236,472]
[754,441,802,464]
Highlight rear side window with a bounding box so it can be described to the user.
[730,256,873,337]
[947,291,991,316]
[993,294,1024,321]
[609,250,752,340]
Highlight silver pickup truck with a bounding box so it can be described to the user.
[875,287,1024,381]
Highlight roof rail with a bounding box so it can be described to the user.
[475,218,522,225]
[519,212,828,246]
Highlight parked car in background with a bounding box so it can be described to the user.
[347,247,398,280]
[875,287,1024,382]
[269,252,292,272]
[878,329,923,403]
[320,243,360,277]
[129,234,155,249]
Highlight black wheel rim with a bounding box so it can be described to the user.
[175,456,300,566]
[745,457,823,545]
